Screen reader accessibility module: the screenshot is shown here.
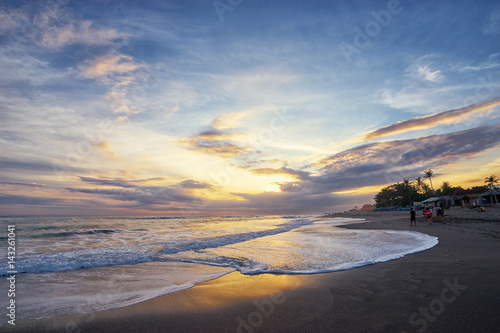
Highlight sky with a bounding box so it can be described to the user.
[1,0,499,216]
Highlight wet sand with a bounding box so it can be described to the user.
[8,207,500,333]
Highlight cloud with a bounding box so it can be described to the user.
[483,9,500,35]
[0,194,61,205]
[457,53,500,72]
[212,110,253,130]
[230,123,500,211]
[76,53,142,81]
[0,7,23,31]
[0,193,117,214]
[248,167,310,180]
[176,107,288,162]
[75,53,147,115]
[30,122,498,215]
[176,180,214,190]
[199,187,375,215]
[363,98,500,140]
[0,181,45,187]
[79,176,137,188]
[0,158,85,174]
[377,87,435,110]
[39,20,123,49]
[0,48,63,86]
[178,115,258,158]
[0,5,124,50]
[240,123,500,211]
[411,65,443,83]
[94,142,111,149]
[314,123,500,192]
[194,128,242,140]
[66,186,194,206]
[227,191,339,215]
[67,177,212,208]
[405,55,445,83]
[178,137,253,157]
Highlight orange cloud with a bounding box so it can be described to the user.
[177,112,257,158]
[75,53,147,115]
[77,53,142,81]
[363,98,500,140]
[211,109,253,130]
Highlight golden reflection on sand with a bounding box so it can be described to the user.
[160,272,309,310]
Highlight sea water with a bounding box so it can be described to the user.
[0,215,438,319]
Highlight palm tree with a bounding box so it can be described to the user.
[484,175,498,190]
[403,178,412,207]
[421,183,431,194]
[424,169,434,192]
[440,181,451,195]
[415,176,423,193]
[484,175,498,204]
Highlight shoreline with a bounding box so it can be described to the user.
[8,210,500,332]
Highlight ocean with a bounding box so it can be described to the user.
[0,215,438,320]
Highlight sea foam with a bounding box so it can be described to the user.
[0,216,438,319]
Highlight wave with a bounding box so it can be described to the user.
[0,218,313,276]
[5,262,234,320]
[160,218,312,254]
[130,216,186,220]
[34,229,120,238]
[168,229,438,276]
[0,217,438,281]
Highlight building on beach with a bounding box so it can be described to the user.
[419,188,491,209]
[421,196,446,208]
[479,188,500,204]
[359,204,375,211]
[447,188,486,207]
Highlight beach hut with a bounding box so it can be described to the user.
[422,196,446,208]
[448,188,485,207]
[479,189,500,204]
[360,204,375,211]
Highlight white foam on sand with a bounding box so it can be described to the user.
[198,220,438,275]
[1,217,438,319]
[2,262,233,319]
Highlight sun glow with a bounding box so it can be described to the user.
[262,183,282,192]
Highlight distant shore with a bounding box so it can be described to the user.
[338,204,500,222]
[8,208,500,333]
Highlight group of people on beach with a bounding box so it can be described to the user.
[410,205,444,226]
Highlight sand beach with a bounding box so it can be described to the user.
[7,207,500,333]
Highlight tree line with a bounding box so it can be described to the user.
[374,170,498,208]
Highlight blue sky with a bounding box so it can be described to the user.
[1,0,499,215]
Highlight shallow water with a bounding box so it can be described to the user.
[0,215,437,319]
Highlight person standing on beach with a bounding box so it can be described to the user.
[410,208,416,226]
[425,207,433,224]
[435,205,444,222]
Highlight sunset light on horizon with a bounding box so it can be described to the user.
[1,0,500,216]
